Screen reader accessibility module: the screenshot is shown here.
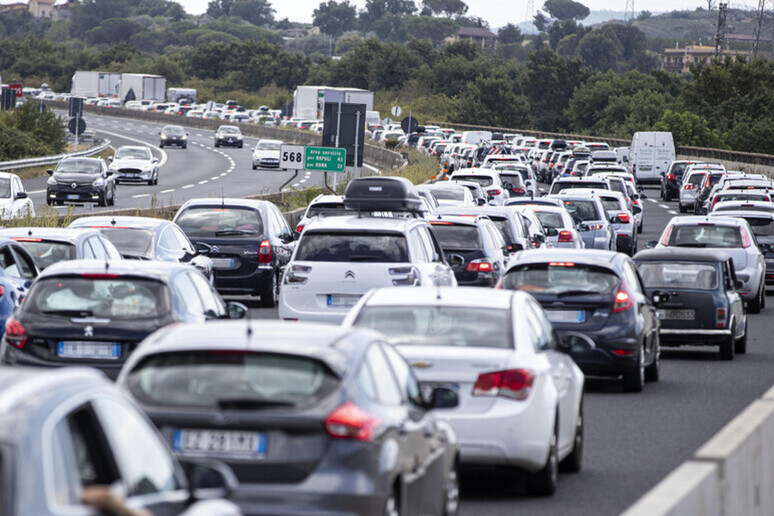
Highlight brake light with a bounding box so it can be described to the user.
[617,213,630,223]
[740,229,752,248]
[684,184,694,190]
[612,287,633,313]
[324,402,381,441]
[259,239,272,263]
[612,349,634,356]
[5,317,26,349]
[667,174,676,181]
[11,238,42,242]
[296,224,304,233]
[716,307,727,328]
[466,260,493,273]
[512,187,525,194]
[548,262,575,266]
[558,231,574,243]
[660,225,674,247]
[81,273,119,279]
[487,189,502,196]
[632,164,636,174]
[473,369,534,400]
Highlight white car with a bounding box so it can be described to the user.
[449,169,509,206]
[523,205,584,249]
[343,287,590,496]
[251,139,283,169]
[295,194,346,233]
[108,145,159,185]
[0,173,34,219]
[422,183,476,207]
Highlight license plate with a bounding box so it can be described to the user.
[327,294,360,308]
[546,310,586,323]
[67,194,79,200]
[172,429,266,457]
[58,341,121,360]
[211,258,236,269]
[658,309,695,320]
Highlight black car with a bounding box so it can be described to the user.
[429,215,508,287]
[173,198,295,307]
[660,160,703,201]
[215,125,244,148]
[501,249,661,392]
[159,124,188,148]
[117,321,460,516]
[694,171,728,214]
[46,157,116,207]
[67,216,214,280]
[0,227,122,270]
[0,260,247,379]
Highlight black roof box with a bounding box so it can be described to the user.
[344,177,422,213]
[551,139,568,150]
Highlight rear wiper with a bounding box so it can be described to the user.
[43,309,94,317]
[216,398,295,410]
[555,290,604,297]
[215,229,257,236]
[676,243,709,248]
[349,255,382,261]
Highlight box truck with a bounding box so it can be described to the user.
[629,132,675,183]
[119,73,166,102]
[293,86,374,120]
[70,71,121,98]
[167,87,197,104]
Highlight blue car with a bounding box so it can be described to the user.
[0,237,39,335]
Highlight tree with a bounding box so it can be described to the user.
[371,12,408,42]
[231,0,275,26]
[313,1,357,37]
[533,12,550,32]
[455,74,531,127]
[421,0,468,18]
[498,23,524,44]
[654,109,725,148]
[577,27,624,72]
[360,0,416,28]
[406,16,458,45]
[607,24,646,61]
[547,19,587,50]
[335,34,365,54]
[637,10,651,20]
[206,0,235,17]
[522,49,590,130]
[543,0,589,21]
[84,18,143,45]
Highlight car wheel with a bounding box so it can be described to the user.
[664,190,672,202]
[735,323,747,354]
[678,202,687,213]
[637,221,643,234]
[239,143,243,148]
[153,171,159,185]
[719,323,735,360]
[748,286,763,314]
[526,423,558,496]
[214,142,220,148]
[645,338,660,382]
[560,400,583,473]
[159,143,164,148]
[108,187,115,206]
[260,272,278,308]
[98,194,107,207]
[252,164,257,170]
[46,197,52,206]
[182,144,187,149]
[384,484,400,516]
[622,348,645,393]
[442,460,460,516]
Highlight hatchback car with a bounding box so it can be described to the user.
[493,163,538,198]
[422,183,476,207]
[523,206,584,249]
[501,250,661,392]
[550,193,616,251]
[118,321,460,516]
[596,190,637,255]
[46,157,116,207]
[295,194,347,234]
[678,170,708,213]
[0,227,121,270]
[0,367,240,516]
[0,238,39,338]
[159,124,188,148]
[548,177,609,196]
[435,205,533,254]
[0,172,34,219]
[0,260,247,378]
[344,287,592,495]
[215,125,244,148]
[449,170,508,206]
[108,145,160,185]
[173,199,295,307]
[635,248,746,360]
[251,139,282,169]
[660,160,705,201]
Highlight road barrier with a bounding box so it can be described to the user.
[0,138,110,171]
[623,385,774,515]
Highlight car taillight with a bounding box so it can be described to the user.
[660,225,673,247]
[590,223,604,230]
[617,213,630,223]
[740,229,752,248]
[558,231,574,242]
[632,198,640,206]
[716,307,727,328]
[612,286,633,313]
[473,369,535,400]
[632,164,637,174]
[466,260,493,273]
[683,184,694,190]
[512,187,525,194]
[324,402,381,441]
[284,264,311,285]
[487,189,502,196]
[712,197,719,208]
[5,317,26,349]
[296,224,304,233]
[667,174,676,181]
[259,239,272,263]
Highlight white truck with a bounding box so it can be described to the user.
[460,131,492,146]
[293,86,374,120]
[167,87,197,104]
[70,71,121,98]
[119,73,166,102]
[629,132,675,184]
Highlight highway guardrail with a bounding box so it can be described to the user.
[0,138,111,171]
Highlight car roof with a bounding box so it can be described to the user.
[39,259,186,280]
[257,139,283,144]
[451,169,497,177]
[303,215,415,232]
[634,248,731,263]
[69,216,169,230]
[508,248,623,268]
[362,286,527,309]
[177,198,271,211]
[709,210,774,220]
[309,194,345,205]
[669,215,744,226]
[554,177,606,183]
[0,227,97,242]
[0,172,18,180]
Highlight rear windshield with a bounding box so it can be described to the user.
[670,163,695,176]
[98,228,154,257]
[600,197,623,211]
[503,263,620,295]
[561,200,601,221]
[295,232,408,262]
[430,224,482,249]
[126,352,337,408]
[686,173,706,186]
[430,188,464,201]
[744,217,774,237]
[534,211,565,229]
[25,277,169,319]
[488,217,515,242]
[16,240,76,269]
[714,205,774,214]
[717,194,769,203]
[638,262,718,291]
[306,203,348,218]
[551,182,607,194]
[499,173,526,185]
[354,306,513,349]
[176,207,265,238]
[454,176,493,187]
[669,225,742,248]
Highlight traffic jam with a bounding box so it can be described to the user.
[1,128,772,516]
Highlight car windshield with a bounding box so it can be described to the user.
[0,178,10,199]
[503,263,621,294]
[98,228,154,257]
[176,207,264,238]
[257,142,281,151]
[26,277,169,319]
[126,351,337,408]
[55,159,101,175]
[534,211,565,229]
[306,203,348,218]
[551,182,607,194]
[639,262,718,291]
[561,200,600,221]
[454,176,493,187]
[715,205,774,213]
[220,127,241,134]
[430,224,482,249]
[669,225,742,248]
[16,240,76,269]
[162,126,184,135]
[295,232,408,262]
[354,306,513,349]
[115,148,151,160]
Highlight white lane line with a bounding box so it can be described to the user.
[292,183,300,187]
[198,180,208,184]
[211,176,219,180]
[658,204,669,209]
[182,184,194,189]
[197,134,204,137]
[646,198,659,203]
[29,189,45,194]
[299,179,307,183]
[133,194,150,199]
[93,129,168,167]
[668,210,677,215]
[160,189,175,194]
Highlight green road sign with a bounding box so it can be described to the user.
[305,146,346,173]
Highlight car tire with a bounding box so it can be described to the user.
[98,194,107,207]
[664,190,672,202]
[159,143,164,148]
[720,323,735,360]
[560,401,583,473]
[622,348,645,393]
[215,142,220,148]
[644,338,660,382]
[637,221,643,234]
[748,286,763,314]
[678,202,687,213]
[260,272,278,308]
[239,143,243,148]
[526,423,558,496]
[182,144,187,149]
[441,460,460,516]
[735,323,747,354]
[384,484,400,516]
[252,164,257,170]
[46,197,52,206]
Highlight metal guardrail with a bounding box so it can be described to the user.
[0,139,111,171]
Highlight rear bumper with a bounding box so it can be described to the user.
[616,235,634,251]
[0,343,123,379]
[279,295,351,324]
[660,328,731,345]
[557,327,640,377]
[217,139,243,147]
[213,267,272,295]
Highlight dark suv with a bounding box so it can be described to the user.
[214,125,244,148]
[660,160,704,201]
[46,157,115,207]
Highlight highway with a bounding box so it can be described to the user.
[31,112,774,515]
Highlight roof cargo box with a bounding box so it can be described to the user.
[344,177,422,213]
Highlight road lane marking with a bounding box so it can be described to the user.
[646,198,659,203]
[132,194,149,198]
[220,173,227,176]
[198,180,208,184]
[669,210,677,215]
[93,129,168,167]
[211,176,219,180]
[29,189,45,194]
[182,184,194,189]
[160,189,175,193]
[197,134,204,137]
[659,204,669,209]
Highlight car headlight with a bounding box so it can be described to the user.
[161,135,168,139]
[236,135,243,139]
[47,177,56,186]
[182,135,187,139]
[108,163,117,170]
[91,177,104,187]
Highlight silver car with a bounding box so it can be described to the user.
[655,215,766,313]
[548,192,616,250]
[595,190,637,255]
[678,170,708,213]
[523,205,585,249]
[108,145,159,185]
[436,205,536,253]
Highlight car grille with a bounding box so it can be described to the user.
[118,168,143,175]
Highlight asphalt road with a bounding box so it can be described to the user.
[43,113,774,515]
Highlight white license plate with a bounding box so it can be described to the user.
[658,309,695,320]
[172,429,266,457]
[67,194,79,200]
[546,310,586,323]
[327,294,360,308]
[58,341,121,360]
[211,258,237,269]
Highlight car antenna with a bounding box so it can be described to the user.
[110,217,116,226]
[221,188,225,207]
[436,285,442,300]
[27,228,32,237]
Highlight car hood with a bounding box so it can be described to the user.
[253,150,280,158]
[112,158,153,169]
[52,173,100,184]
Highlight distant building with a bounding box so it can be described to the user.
[27,0,75,19]
[455,27,499,49]
[663,44,744,74]
[0,3,28,14]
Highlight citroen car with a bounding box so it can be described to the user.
[46,157,116,207]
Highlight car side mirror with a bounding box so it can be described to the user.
[544,227,559,237]
[293,231,301,241]
[735,280,744,290]
[105,170,114,176]
[477,198,486,206]
[506,242,524,253]
[226,301,248,320]
[645,240,658,249]
[556,331,596,354]
[178,458,239,502]
[610,216,621,224]
[280,233,294,244]
[425,386,459,409]
[14,191,27,200]
[533,233,546,244]
[46,169,54,175]
[578,224,590,232]
[651,290,670,306]
[152,158,159,164]
[107,156,113,162]
[195,242,212,255]
[633,205,642,214]
[761,243,773,254]
[186,132,190,136]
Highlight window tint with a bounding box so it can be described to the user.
[623,262,644,295]
[10,246,35,279]
[381,344,423,407]
[0,248,19,278]
[365,345,402,405]
[430,224,482,250]
[409,229,429,262]
[639,262,718,291]
[187,271,224,317]
[295,232,408,263]
[503,263,621,294]
[669,225,742,248]
[173,273,204,316]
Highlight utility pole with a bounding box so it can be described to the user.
[625,0,635,24]
[525,0,535,24]
[752,0,774,58]
[715,3,728,58]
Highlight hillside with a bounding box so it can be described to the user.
[632,8,765,42]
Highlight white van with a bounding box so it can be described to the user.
[629,132,675,184]
[460,131,492,146]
